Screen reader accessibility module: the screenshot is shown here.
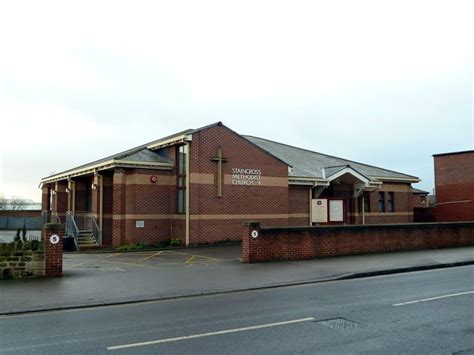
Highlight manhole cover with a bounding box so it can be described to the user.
[314,318,362,330]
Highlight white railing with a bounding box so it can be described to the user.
[66,212,101,249]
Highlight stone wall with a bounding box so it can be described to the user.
[0,223,64,279]
[242,221,474,263]
[0,240,45,279]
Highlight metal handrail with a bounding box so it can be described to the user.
[42,210,51,225]
[73,213,94,232]
[91,217,101,245]
[66,212,80,251]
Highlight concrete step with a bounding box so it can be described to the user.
[78,237,95,241]
[78,234,98,247]
[79,240,97,245]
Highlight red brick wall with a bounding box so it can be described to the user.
[188,124,290,243]
[111,166,178,246]
[42,223,64,277]
[112,169,126,246]
[413,194,429,208]
[414,207,436,222]
[102,174,113,246]
[435,152,474,222]
[242,222,474,262]
[41,185,50,211]
[361,186,413,224]
[54,181,68,221]
[289,185,310,226]
[0,210,41,218]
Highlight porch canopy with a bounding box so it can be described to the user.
[321,164,381,198]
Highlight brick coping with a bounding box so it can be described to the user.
[261,221,474,233]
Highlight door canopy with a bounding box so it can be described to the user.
[323,165,381,197]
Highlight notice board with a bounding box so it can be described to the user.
[312,199,328,223]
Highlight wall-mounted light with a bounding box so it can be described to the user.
[65,188,71,193]
[91,183,98,190]
[51,190,57,195]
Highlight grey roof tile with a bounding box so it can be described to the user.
[243,135,418,181]
[121,149,172,164]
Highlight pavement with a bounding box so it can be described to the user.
[1,265,473,354]
[0,245,473,315]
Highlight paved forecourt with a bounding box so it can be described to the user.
[63,246,239,272]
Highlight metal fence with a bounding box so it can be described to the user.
[0,217,42,230]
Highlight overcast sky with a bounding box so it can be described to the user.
[0,1,472,201]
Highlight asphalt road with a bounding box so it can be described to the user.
[1,266,473,354]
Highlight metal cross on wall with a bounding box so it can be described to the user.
[211,146,227,197]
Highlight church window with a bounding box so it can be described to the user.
[378,192,385,212]
[387,192,395,212]
[177,145,188,214]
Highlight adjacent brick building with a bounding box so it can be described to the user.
[40,122,421,248]
[434,150,474,222]
[412,188,429,208]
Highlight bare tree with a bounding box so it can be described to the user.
[0,193,8,210]
[8,196,29,210]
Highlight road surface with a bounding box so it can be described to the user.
[1,266,473,354]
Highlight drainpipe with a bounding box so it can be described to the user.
[361,197,365,225]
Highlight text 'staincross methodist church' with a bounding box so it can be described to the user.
[40,122,420,248]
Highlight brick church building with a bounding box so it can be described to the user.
[40,122,420,248]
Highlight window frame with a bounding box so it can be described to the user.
[176,145,187,214]
[361,192,371,213]
[378,191,385,212]
[387,192,395,212]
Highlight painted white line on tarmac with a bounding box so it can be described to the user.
[393,290,474,306]
[107,317,315,350]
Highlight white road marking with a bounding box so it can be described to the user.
[107,317,315,350]
[393,290,474,306]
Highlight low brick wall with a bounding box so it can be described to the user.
[0,223,64,279]
[0,240,45,278]
[0,210,41,218]
[242,221,474,263]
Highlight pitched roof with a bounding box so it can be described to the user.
[41,145,173,183]
[41,123,222,183]
[412,188,429,194]
[41,121,419,184]
[243,135,419,182]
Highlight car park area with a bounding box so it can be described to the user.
[63,245,241,272]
